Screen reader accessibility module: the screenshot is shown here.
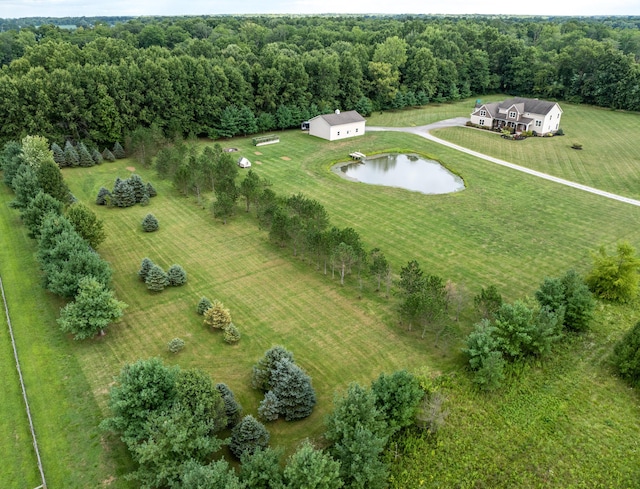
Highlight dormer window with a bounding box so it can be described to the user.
[509,111,517,118]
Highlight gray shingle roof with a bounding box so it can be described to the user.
[499,97,559,115]
[315,110,365,126]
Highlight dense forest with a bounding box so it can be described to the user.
[1,15,639,146]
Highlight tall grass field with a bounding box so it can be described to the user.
[1,99,639,487]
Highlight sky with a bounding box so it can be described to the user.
[1,0,639,19]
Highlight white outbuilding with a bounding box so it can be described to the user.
[237,157,251,168]
[308,110,366,141]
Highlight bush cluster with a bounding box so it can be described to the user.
[464,270,595,391]
[201,298,241,344]
[138,258,187,291]
[97,173,157,208]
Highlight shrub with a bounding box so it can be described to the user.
[612,321,640,388]
[167,264,187,286]
[223,323,241,343]
[586,242,640,303]
[138,257,154,281]
[230,415,270,459]
[197,297,213,315]
[142,213,159,232]
[474,285,503,320]
[556,127,564,136]
[168,337,185,353]
[203,300,231,330]
[571,142,583,150]
[145,264,168,291]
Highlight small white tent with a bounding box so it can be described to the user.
[237,157,251,168]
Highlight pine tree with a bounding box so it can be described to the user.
[36,159,70,203]
[197,297,213,315]
[230,415,270,459]
[142,213,159,232]
[215,383,243,427]
[129,174,146,203]
[203,300,232,330]
[10,164,40,210]
[92,148,104,165]
[64,140,80,167]
[145,264,168,291]
[139,191,150,206]
[113,141,126,159]
[268,359,316,421]
[146,182,157,197]
[112,178,136,207]
[223,323,241,344]
[138,257,155,281]
[167,264,187,286]
[96,187,112,206]
[77,142,94,167]
[51,142,66,167]
[102,148,116,162]
[21,191,64,239]
[258,391,280,421]
[252,345,295,391]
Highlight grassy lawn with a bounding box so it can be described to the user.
[0,186,131,489]
[429,102,640,200]
[2,100,640,487]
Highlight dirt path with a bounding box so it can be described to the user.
[368,118,640,208]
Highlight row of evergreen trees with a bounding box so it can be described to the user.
[50,141,126,168]
[0,137,126,339]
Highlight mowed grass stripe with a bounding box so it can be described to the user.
[0,185,129,488]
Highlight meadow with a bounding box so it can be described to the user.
[2,100,640,487]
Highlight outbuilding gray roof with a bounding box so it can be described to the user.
[314,110,366,126]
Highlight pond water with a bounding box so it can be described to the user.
[332,153,465,195]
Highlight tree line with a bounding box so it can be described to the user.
[1,15,640,145]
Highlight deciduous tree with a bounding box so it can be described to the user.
[58,276,127,339]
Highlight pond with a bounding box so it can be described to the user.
[332,153,465,195]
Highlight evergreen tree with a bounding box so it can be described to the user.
[141,213,159,232]
[239,447,285,489]
[138,257,154,281]
[91,148,104,165]
[196,296,213,315]
[112,178,136,207]
[283,440,343,489]
[51,142,66,166]
[370,370,424,436]
[215,383,243,427]
[66,202,106,249]
[146,181,157,197]
[21,191,64,239]
[113,141,126,159]
[258,390,280,422]
[10,164,40,210]
[64,140,79,167]
[181,459,242,489]
[145,264,168,291]
[96,187,111,206]
[129,173,146,203]
[102,148,116,162]
[267,358,316,421]
[167,264,187,286]
[586,242,640,303]
[252,345,295,391]
[77,142,94,167]
[203,300,232,330]
[230,415,270,459]
[223,323,241,343]
[1,141,24,188]
[58,276,127,339]
[36,159,70,203]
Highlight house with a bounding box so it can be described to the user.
[308,110,366,141]
[470,97,563,134]
[237,157,251,168]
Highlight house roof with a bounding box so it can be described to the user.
[312,110,365,126]
[474,97,560,118]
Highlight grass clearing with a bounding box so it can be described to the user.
[2,100,640,487]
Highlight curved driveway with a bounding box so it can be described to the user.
[368,118,640,207]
